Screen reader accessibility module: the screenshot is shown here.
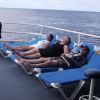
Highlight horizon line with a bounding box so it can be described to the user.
[0,7,100,13]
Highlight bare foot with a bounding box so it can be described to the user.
[4,44,11,49]
[16,50,25,57]
[16,55,26,64]
[23,62,33,72]
[4,44,15,51]
[24,62,39,68]
[24,62,32,67]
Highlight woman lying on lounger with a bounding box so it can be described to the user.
[16,36,71,59]
[16,45,89,70]
[4,34,54,51]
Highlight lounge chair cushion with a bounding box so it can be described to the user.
[77,53,100,72]
[68,41,74,51]
[37,53,100,85]
[50,35,58,47]
[38,68,86,85]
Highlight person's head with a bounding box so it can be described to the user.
[80,45,89,56]
[47,34,54,41]
[63,36,71,45]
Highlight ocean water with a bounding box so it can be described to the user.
[0,8,100,46]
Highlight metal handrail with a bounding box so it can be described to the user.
[2,31,46,36]
[1,22,100,44]
[2,22,100,38]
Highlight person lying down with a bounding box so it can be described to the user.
[16,45,89,71]
[15,36,71,59]
[4,34,54,51]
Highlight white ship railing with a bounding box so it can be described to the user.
[1,22,100,45]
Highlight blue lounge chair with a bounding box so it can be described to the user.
[33,41,75,74]
[36,43,100,100]
[2,35,58,74]
[49,34,58,47]
[0,37,43,58]
[34,42,93,74]
[0,34,57,57]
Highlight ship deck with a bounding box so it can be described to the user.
[0,55,100,100]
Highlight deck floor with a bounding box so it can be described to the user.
[0,55,100,100]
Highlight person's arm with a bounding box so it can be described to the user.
[63,45,69,54]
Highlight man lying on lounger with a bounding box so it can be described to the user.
[16,45,89,71]
[4,34,54,51]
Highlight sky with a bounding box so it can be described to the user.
[0,0,100,12]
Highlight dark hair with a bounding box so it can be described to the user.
[49,34,54,41]
[81,45,89,55]
[67,36,71,45]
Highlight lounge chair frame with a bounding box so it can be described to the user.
[51,80,85,100]
[36,72,85,100]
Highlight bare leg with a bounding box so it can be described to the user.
[16,55,28,64]
[16,48,39,57]
[4,44,34,51]
[24,58,58,68]
[16,54,41,64]
[17,56,58,70]
[23,53,41,59]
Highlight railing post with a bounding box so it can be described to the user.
[39,25,43,38]
[0,22,2,38]
[78,34,81,45]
